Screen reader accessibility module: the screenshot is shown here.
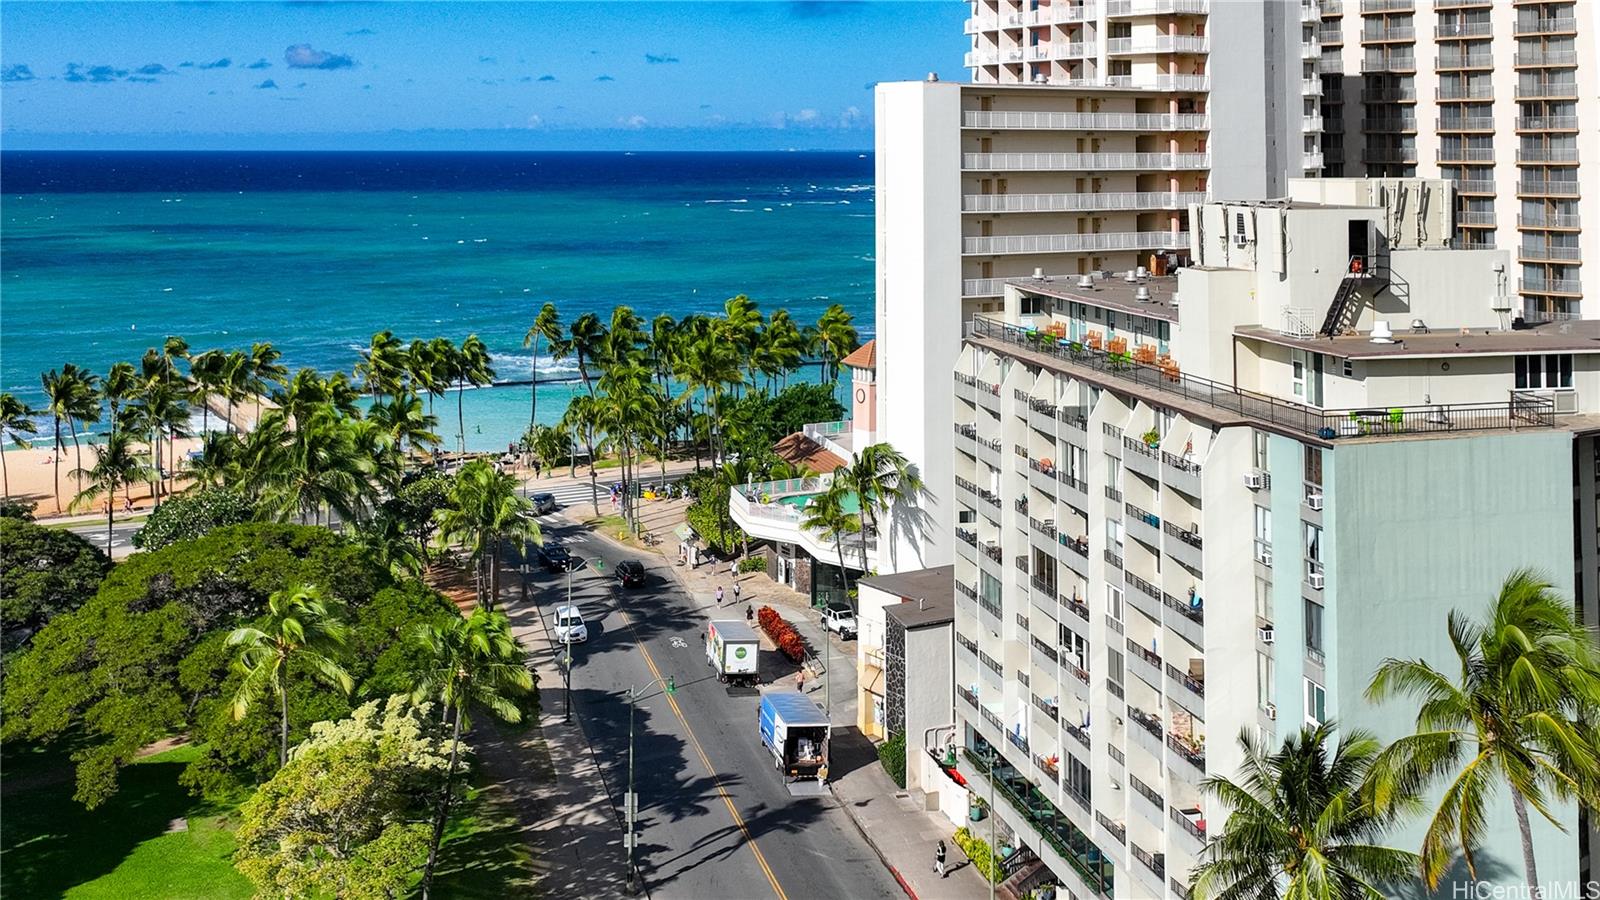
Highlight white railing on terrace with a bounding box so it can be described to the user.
[963,151,1211,172]
[1101,74,1211,92]
[962,191,1208,214]
[963,278,1009,298]
[1280,307,1319,339]
[738,474,834,504]
[963,110,1209,131]
[1028,3,1098,25]
[1517,116,1578,130]
[1514,50,1579,67]
[1302,150,1326,170]
[1106,0,1209,15]
[1106,35,1211,54]
[965,50,1000,67]
[1519,212,1581,229]
[963,231,1192,255]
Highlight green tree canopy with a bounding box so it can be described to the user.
[0,518,110,652]
[131,486,255,550]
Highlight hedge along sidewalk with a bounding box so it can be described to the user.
[828,748,992,900]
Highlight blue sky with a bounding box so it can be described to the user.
[0,1,968,150]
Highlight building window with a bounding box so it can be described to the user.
[1252,430,1269,471]
[1342,358,1354,378]
[980,571,1002,604]
[1107,647,1125,687]
[1107,585,1124,623]
[1105,455,1122,488]
[1257,651,1275,708]
[1021,295,1048,316]
[1515,354,1573,390]
[1291,349,1325,406]
[1305,679,1327,725]
[1254,505,1272,545]
[1304,598,1324,654]
[1304,522,1323,564]
[1255,576,1273,623]
[1304,447,1323,487]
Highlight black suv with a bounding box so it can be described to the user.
[539,545,573,573]
[615,560,647,588]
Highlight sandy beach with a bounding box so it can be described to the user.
[2,438,205,517]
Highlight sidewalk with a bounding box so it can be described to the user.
[832,761,991,900]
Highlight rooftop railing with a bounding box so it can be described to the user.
[968,315,1557,441]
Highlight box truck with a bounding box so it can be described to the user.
[757,689,831,781]
[705,620,760,687]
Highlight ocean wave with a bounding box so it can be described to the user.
[703,199,749,204]
[830,184,874,193]
[493,353,581,378]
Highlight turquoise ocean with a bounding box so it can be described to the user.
[1,151,874,451]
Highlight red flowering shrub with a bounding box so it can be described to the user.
[756,605,807,663]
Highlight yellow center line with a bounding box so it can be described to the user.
[621,606,789,900]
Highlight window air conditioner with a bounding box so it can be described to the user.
[1259,549,1273,566]
[1309,572,1325,590]
[1243,470,1264,490]
[1307,493,1324,511]
[1232,232,1251,247]
[1258,625,1276,644]
[1264,703,1277,720]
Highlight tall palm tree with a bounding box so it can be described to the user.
[264,407,373,526]
[813,304,861,403]
[596,361,661,530]
[1366,569,1600,897]
[227,584,354,768]
[527,424,571,478]
[567,312,607,397]
[128,376,183,507]
[246,341,287,426]
[161,335,191,385]
[435,460,540,609]
[1190,722,1420,900]
[454,335,495,454]
[409,608,532,900]
[560,394,606,515]
[189,431,242,489]
[355,329,408,401]
[70,430,152,551]
[100,361,140,439]
[219,350,251,435]
[188,349,226,435]
[0,392,39,499]
[842,442,923,569]
[800,477,861,608]
[40,364,99,512]
[763,309,808,389]
[719,294,764,390]
[370,389,441,458]
[523,302,566,429]
[672,324,742,467]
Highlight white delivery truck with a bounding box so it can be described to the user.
[705,619,760,687]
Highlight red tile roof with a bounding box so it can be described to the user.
[772,432,848,475]
[840,339,876,371]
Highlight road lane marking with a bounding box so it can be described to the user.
[620,605,789,900]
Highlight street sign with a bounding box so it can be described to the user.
[625,791,638,818]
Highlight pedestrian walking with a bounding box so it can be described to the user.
[533,460,542,479]
[934,840,947,878]
[729,558,738,579]
[796,667,806,692]
[732,582,742,603]
[715,585,724,606]
[745,604,753,623]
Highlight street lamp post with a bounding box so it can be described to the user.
[564,561,574,725]
[626,676,676,895]
[989,747,996,900]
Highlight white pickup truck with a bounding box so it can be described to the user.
[820,605,857,640]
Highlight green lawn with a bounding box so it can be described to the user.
[1,743,251,900]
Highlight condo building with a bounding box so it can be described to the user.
[1315,0,1600,323]
[933,179,1598,898]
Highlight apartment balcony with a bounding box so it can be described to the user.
[1163,590,1205,648]
[1126,637,1164,691]
[1128,706,1165,761]
[1519,245,1583,263]
[976,377,1002,413]
[963,278,1007,299]
[1455,179,1495,195]
[955,371,977,404]
[1519,276,1583,296]
[1513,17,1577,37]
[955,528,978,565]
[1435,84,1492,101]
[1163,520,1205,573]
[1166,662,1206,717]
[962,230,1193,256]
[1105,0,1209,16]
[1302,77,1324,96]
[1302,150,1326,170]
[1516,147,1580,164]
[1361,85,1417,102]
[1106,35,1211,55]
[1362,117,1417,132]
[1169,805,1209,856]
[1124,569,1164,621]
[964,50,1001,68]
[1359,0,1413,11]
[1125,502,1162,552]
[1302,114,1324,132]
[1302,40,1322,59]
[1059,406,1089,444]
[1323,0,1344,12]
[1518,212,1581,230]
[1515,82,1579,100]
[1098,74,1212,93]
[1518,180,1582,198]
[962,151,1211,173]
[1031,635,1061,678]
[1457,210,1497,227]
[961,110,1210,132]
[1361,146,1418,164]
[1317,24,1342,43]
[1027,3,1099,26]
[1166,732,1207,782]
[1516,115,1578,132]
[1360,54,1416,73]
[1436,52,1494,70]
[1059,534,1091,579]
[1062,655,1092,703]
[1161,450,1202,498]
[1301,1,1321,22]
[1434,21,1491,38]
[1122,434,1162,481]
[1360,25,1414,41]
[1322,116,1345,135]
[1434,0,1490,7]
[1437,146,1495,164]
[1130,774,1166,829]
[1514,50,1579,68]
[962,190,1208,215]
[1437,115,1493,132]
[963,16,990,34]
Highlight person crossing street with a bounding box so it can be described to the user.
[934,840,947,878]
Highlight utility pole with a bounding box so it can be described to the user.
[626,676,676,895]
[989,746,996,900]
[564,561,574,724]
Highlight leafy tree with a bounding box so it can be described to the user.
[524,423,572,476]
[1191,723,1420,900]
[769,382,845,436]
[0,392,39,499]
[435,460,539,609]
[0,498,37,521]
[841,442,923,569]
[1367,569,1600,897]
[234,695,451,900]
[0,518,110,650]
[378,473,452,564]
[132,487,254,550]
[682,469,743,556]
[410,609,533,899]
[227,583,355,768]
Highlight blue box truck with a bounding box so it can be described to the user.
[757,689,831,781]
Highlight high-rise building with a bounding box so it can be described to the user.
[1316,0,1600,323]
[931,179,1597,897]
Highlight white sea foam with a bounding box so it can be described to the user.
[703,199,748,204]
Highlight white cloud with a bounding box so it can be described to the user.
[526,114,543,128]
[793,108,819,123]
[618,114,648,129]
[839,105,863,127]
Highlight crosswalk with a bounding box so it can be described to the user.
[524,473,686,513]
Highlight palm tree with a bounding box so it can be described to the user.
[128,377,184,507]
[355,329,408,401]
[409,608,532,900]
[227,584,354,768]
[672,323,742,467]
[189,431,241,488]
[1366,569,1600,897]
[255,407,372,527]
[526,424,571,478]
[523,302,565,428]
[160,335,191,385]
[813,304,861,403]
[1190,722,1420,900]
[842,442,922,569]
[100,361,140,439]
[560,394,606,515]
[435,460,540,609]
[454,335,495,454]
[0,393,39,499]
[800,476,861,608]
[70,430,152,551]
[567,312,607,397]
[763,309,808,389]
[596,361,661,530]
[188,349,226,435]
[370,390,441,458]
[719,294,764,390]
[220,350,251,435]
[40,364,99,512]
[246,341,287,426]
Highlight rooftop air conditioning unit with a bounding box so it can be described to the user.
[1123,270,1139,283]
[1309,571,1325,590]
[1076,274,1095,289]
[1264,703,1277,721]
[1258,625,1276,644]
[1135,266,1149,279]
[1243,470,1264,490]
[1307,493,1324,511]
[1134,286,1152,302]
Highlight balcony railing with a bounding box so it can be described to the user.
[1061,593,1091,621]
[1520,276,1583,295]
[1517,115,1578,131]
[1516,147,1580,164]
[1129,706,1164,739]
[963,747,1117,896]
[1132,842,1166,879]
[962,190,1209,214]
[962,151,1211,172]
[962,230,1193,256]
[1064,720,1091,748]
[1519,212,1581,229]
[1167,661,1206,697]
[1170,805,1208,841]
[1437,116,1493,131]
[1166,732,1207,772]
[1164,590,1204,625]
[1518,181,1582,198]
[1514,50,1578,67]
[1163,520,1203,550]
[1131,774,1164,810]
[1096,811,1127,845]
[1515,82,1579,100]
[1513,17,1577,36]
[968,315,1558,441]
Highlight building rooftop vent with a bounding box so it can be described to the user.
[1076,274,1095,289]
[926,72,939,82]
[1135,286,1152,302]
[1123,270,1139,283]
[1135,266,1149,279]
[1370,320,1395,344]
[1034,267,1045,279]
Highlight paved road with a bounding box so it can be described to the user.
[65,518,142,556]
[507,516,899,900]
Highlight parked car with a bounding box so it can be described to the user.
[532,492,557,514]
[821,605,857,640]
[540,545,573,572]
[553,605,588,643]
[615,559,647,588]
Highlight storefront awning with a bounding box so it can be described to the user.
[861,664,884,697]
